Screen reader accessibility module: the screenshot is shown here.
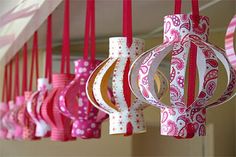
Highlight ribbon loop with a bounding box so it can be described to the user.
[83,0,96,61]
[174,0,199,25]
[123,0,133,48]
[2,66,8,102]
[45,15,52,83]
[7,60,13,101]
[14,53,20,98]
[22,43,28,94]
[29,32,39,91]
[61,0,71,74]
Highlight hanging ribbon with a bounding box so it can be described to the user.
[174,0,200,108]
[2,66,8,103]
[61,0,70,74]
[22,43,28,95]
[14,53,20,99]
[83,0,96,113]
[123,0,133,48]
[45,15,52,83]
[174,0,199,26]
[29,32,39,91]
[7,60,13,102]
[83,0,96,62]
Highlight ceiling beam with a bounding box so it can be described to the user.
[0,0,63,66]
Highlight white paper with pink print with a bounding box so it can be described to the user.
[86,37,147,135]
[27,78,51,137]
[135,14,236,138]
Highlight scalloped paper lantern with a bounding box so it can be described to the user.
[0,102,8,139]
[131,4,236,138]
[59,59,108,138]
[27,78,51,137]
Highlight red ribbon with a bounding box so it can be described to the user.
[83,0,96,61]
[61,0,71,74]
[45,15,53,83]
[7,60,13,101]
[84,0,96,113]
[2,65,8,102]
[124,122,133,136]
[22,43,28,94]
[173,0,199,139]
[123,0,133,48]
[14,53,20,98]
[174,0,199,26]
[29,32,39,91]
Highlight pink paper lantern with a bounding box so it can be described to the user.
[59,59,108,139]
[27,78,51,137]
[0,102,9,139]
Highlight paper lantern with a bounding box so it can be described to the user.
[0,102,8,139]
[27,78,51,137]
[86,37,147,135]
[41,74,75,141]
[0,66,9,139]
[3,98,24,140]
[225,14,236,71]
[132,7,236,138]
[59,59,109,138]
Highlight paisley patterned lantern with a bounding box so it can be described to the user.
[86,0,168,135]
[27,16,52,138]
[131,0,236,138]
[58,0,108,139]
[41,0,76,141]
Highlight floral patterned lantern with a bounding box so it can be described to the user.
[132,0,236,138]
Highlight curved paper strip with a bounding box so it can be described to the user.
[59,59,108,139]
[87,37,146,135]
[27,78,51,137]
[41,74,76,141]
[225,14,236,70]
[0,102,9,139]
[129,45,169,103]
